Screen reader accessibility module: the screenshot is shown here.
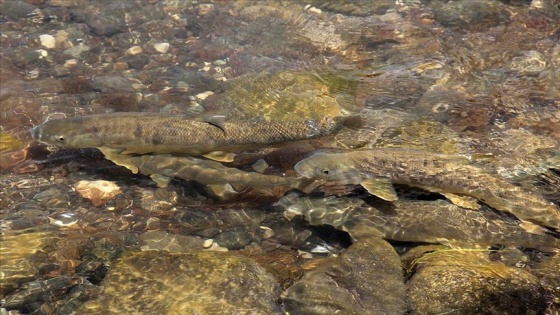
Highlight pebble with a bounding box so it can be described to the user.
[195,91,214,100]
[214,227,253,250]
[63,59,78,68]
[153,43,170,54]
[73,180,122,207]
[63,45,90,58]
[126,46,143,55]
[51,65,70,77]
[39,34,56,49]
[126,54,150,69]
[203,239,214,248]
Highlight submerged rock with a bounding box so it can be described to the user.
[405,248,547,315]
[79,250,282,314]
[282,237,407,314]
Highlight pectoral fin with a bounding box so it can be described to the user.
[441,193,480,210]
[98,147,139,174]
[360,179,398,201]
[202,151,236,162]
[150,174,172,188]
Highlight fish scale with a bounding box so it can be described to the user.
[294,148,560,232]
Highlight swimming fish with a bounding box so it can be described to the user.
[294,148,560,232]
[31,112,353,162]
[276,194,560,252]
[99,147,302,190]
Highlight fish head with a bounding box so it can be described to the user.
[294,152,363,184]
[31,118,103,148]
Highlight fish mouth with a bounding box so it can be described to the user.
[30,126,41,140]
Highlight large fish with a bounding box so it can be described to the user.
[31,112,353,162]
[294,148,560,232]
[276,194,560,252]
[98,148,307,198]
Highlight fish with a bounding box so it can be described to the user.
[31,112,354,162]
[294,148,560,232]
[99,147,302,190]
[276,194,560,252]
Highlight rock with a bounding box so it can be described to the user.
[4,276,85,310]
[434,0,510,31]
[126,54,150,69]
[126,45,143,55]
[0,1,36,20]
[63,45,91,58]
[153,42,170,53]
[73,180,122,207]
[0,232,60,296]
[214,227,254,250]
[78,250,282,314]
[139,231,206,252]
[85,14,125,37]
[51,65,70,77]
[90,76,135,93]
[283,237,407,314]
[405,248,547,314]
[39,34,56,49]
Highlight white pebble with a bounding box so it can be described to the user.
[36,49,49,58]
[39,34,56,49]
[153,43,170,53]
[63,59,78,68]
[203,239,214,248]
[127,45,143,55]
[195,91,214,100]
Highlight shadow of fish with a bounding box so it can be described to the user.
[276,194,559,252]
[294,148,560,233]
[31,112,355,162]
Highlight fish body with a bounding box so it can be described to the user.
[31,113,349,159]
[277,194,560,252]
[294,148,560,232]
[100,147,300,189]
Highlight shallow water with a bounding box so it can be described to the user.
[1,0,560,313]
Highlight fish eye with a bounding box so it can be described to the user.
[322,169,330,175]
[56,136,65,142]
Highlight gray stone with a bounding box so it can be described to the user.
[90,76,135,93]
[283,237,407,315]
[214,227,254,250]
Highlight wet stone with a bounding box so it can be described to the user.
[214,226,254,250]
[433,0,510,31]
[125,54,150,69]
[283,237,407,315]
[0,1,37,20]
[139,231,206,252]
[79,250,282,314]
[90,76,135,93]
[405,249,547,315]
[85,14,125,37]
[3,276,85,311]
[0,232,60,296]
[51,64,70,77]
